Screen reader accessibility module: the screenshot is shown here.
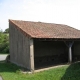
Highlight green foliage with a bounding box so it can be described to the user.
[0,29,9,53]
[4,28,9,33]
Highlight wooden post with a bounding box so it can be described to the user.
[68,44,72,63]
[30,39,34,72]
[64,41,74,63]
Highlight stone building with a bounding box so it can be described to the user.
[9,19,80,72]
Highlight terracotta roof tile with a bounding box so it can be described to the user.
[9,19,80,39]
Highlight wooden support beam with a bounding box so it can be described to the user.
[64,41,74,63]
[30,39,34,72]
[68,42,74,63]
[69,44,72,63]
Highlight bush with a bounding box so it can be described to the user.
[0,31,9,53]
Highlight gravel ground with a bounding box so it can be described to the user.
[0,55,8,61]
[0,76,3,80]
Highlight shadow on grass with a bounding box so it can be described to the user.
[0,60,21,73]
[61,62,80,80]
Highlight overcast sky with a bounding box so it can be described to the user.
[0,0,80,31]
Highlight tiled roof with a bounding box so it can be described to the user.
[9,19,80,39]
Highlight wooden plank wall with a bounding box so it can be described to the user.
[9,22,31,70]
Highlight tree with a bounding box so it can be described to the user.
[4,28,9,33]
[0,28,9,53]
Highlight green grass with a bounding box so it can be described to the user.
[0,53,8,55]
[0,52,9,54]
[0,61,80,80]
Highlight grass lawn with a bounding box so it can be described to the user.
[0,61,80,80]
[0,53,8,55]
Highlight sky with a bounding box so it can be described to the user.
[0,0,80,31]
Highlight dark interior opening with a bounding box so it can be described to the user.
[34,39,68,69]
[72,41,80,62]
